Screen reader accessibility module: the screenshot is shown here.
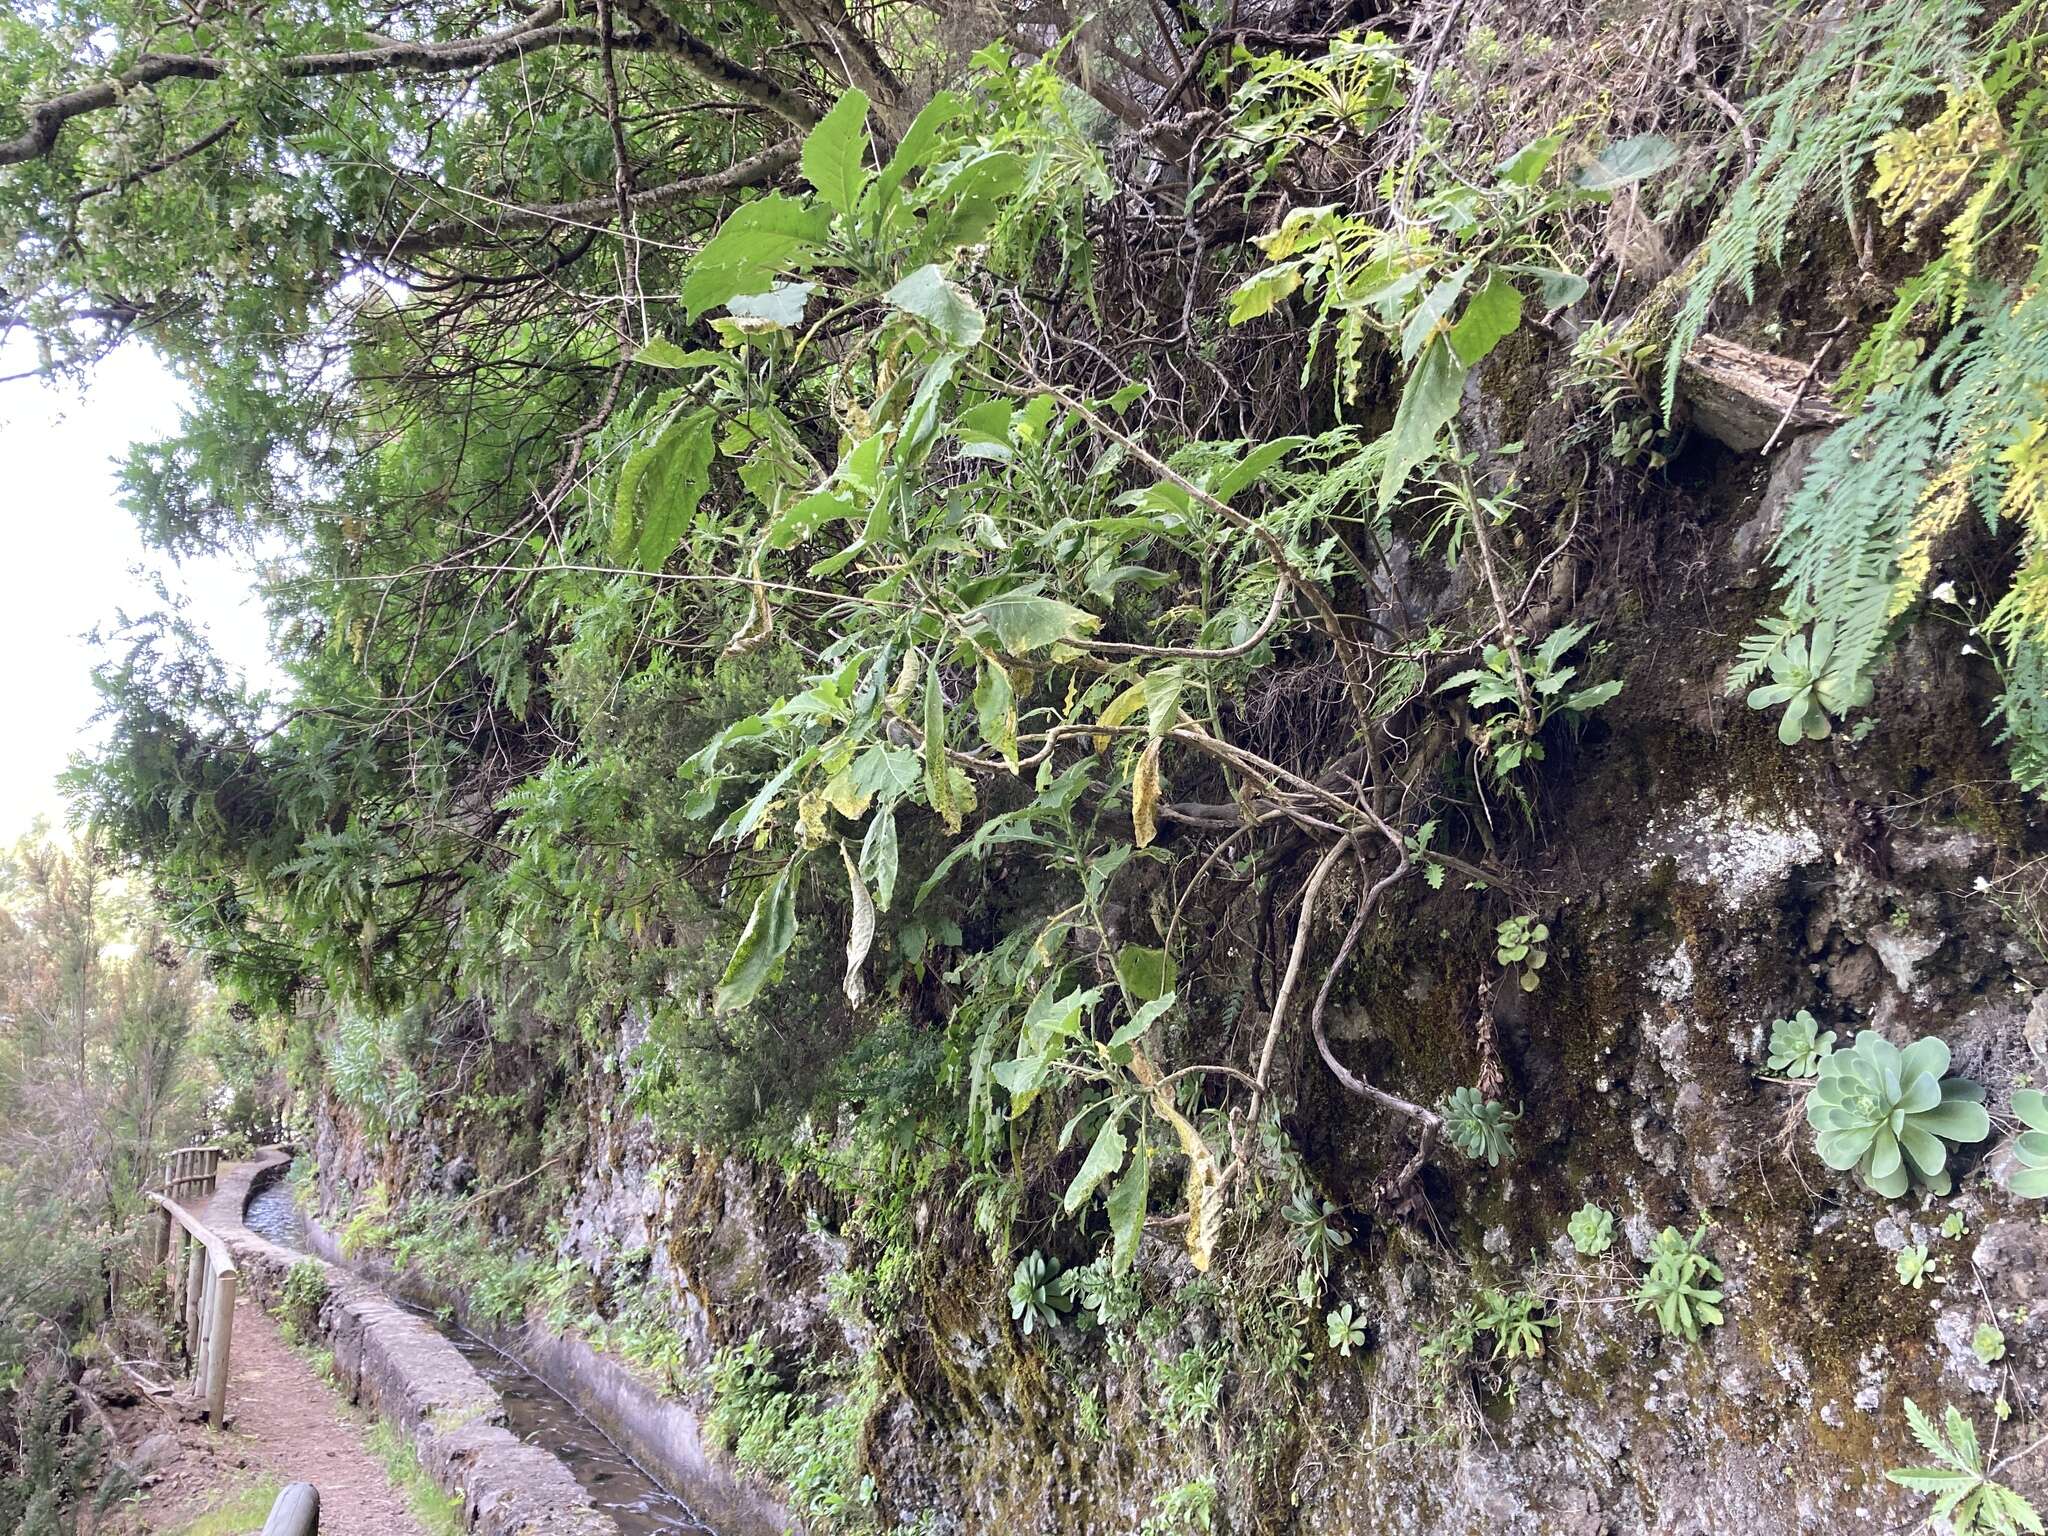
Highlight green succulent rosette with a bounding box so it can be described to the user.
[1806,1031,1989,1197]
[2006,1089,2048,1200]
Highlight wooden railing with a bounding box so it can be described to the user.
[162,1144,223,1205]
[147,1190,237,1429]
[151,1147,223,1266]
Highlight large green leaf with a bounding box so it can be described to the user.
[611,408,717,570]
[925,150,1028,252]
[1448,270,1523,367]
[1114,945,1176,1003]
[764,488,853,551]
[872,91,966,217]
[884,264,985,348]
[714,858,801,1013]
[682,195,833,321]
[1496,131,1566,187]
[1062,1112,1129,1213]
[971,589,1100,654]
[1378,335,1468,512]
[1212,436,1304,501]
[1106,1141,1149,1274]
[1400,266,1471,364]
[801,89,871,215]
[1575,133,1680,191]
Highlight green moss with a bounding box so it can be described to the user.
[162,1480,284,1536]
[368,1421,465,1536]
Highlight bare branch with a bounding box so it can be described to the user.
[382,138,800,257]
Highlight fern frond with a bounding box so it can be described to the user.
[1662,0,1978,420]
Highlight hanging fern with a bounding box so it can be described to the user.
[1705,1,2048,788]
[1660,0,1977,421]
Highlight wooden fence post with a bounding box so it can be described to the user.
[184,1236,206,1359]
[205,1267,235,1429]
[148,1187,238,1431]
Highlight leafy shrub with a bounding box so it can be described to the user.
[1283,1193,1352,1294]
[1155,1343,1225,1430]
[1633,1224,1723,1342]
[280,1259,329,1336]
[1442,625,1622,789]
[1442,1087,1517,1167]
[1806,1031,1989,1197]
[1766,1010,1835,1077]
[1475,1289,1555,1361]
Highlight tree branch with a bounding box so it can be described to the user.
[610,0,821,128]
[0,0,806,167]
[381,138,799,257]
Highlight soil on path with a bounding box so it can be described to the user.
[101,1293,429,1536]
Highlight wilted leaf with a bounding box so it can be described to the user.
[1131,739,1162,849]
[838,841,875,1008]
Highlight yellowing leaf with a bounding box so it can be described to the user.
[822,765,874,820]
[1227,265,1304,325]
[1131,739,1162,849]
[1093,677,1148,752]
[973,657,1018,767]
[1131,1047,1220,1271]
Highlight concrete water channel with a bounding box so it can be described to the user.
[244,1172,714,1536]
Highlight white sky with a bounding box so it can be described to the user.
[0,344,279,839]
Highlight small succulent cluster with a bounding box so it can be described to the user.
[1008,1251,1072,1335]
[1494,915,1549,992]
[1633,1223,1723,1341]
[1442,1086,1518,1167]
[1766,1009,1836,1077]
[1567,1202,1614,1257]
[1325,1302,1367,1356]
[1807,1031,1989,1197]
[1896,1242,1936,1289]
[1745,618,1876,744]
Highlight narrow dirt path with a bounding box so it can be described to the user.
[102,1294,430,1536]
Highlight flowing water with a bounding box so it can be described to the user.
[244,1173,713,1536]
